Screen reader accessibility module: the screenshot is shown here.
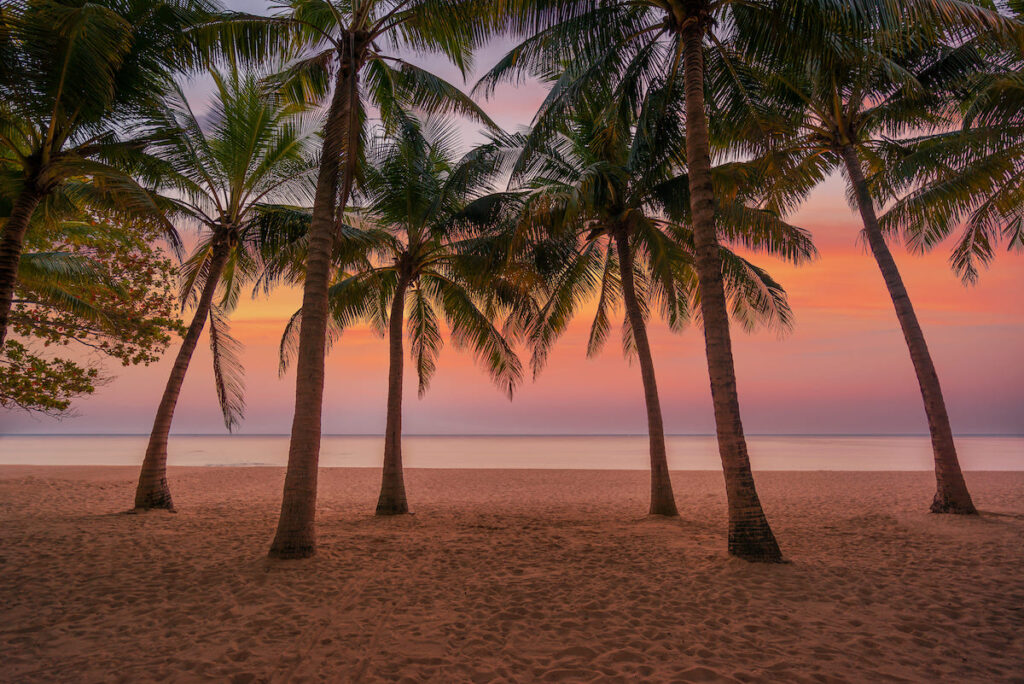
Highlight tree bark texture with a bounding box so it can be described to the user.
[376,273,411,515]
[840,144,976,515]
[680,9,782,561]
[612,225,679,517]
[134,236,231,510]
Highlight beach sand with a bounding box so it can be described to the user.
[1,466,1021,683]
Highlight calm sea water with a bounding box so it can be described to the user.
[0,435,1020,470]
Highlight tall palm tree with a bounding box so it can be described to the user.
[0,0,218,347]
[225,0,497,559]
[478,1,794,558]
[477,2,797,561]
[478,0,1018,558]
[503,83,814,521]
[746,9,1023,514]
[281,119,525,515]
[133,68,317,511]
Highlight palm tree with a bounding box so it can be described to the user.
[502,83,814,521]
[746,8,1023,514]
[133,68,317,511]
[478,1,794,558]
[281,119,524,515]
[227,0,497,558]
[478,0,1019,558]
[477,1,796,560]
[0,0,217,347]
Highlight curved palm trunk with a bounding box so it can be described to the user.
[376,274,411,515]
[612,226,679,516]
[680,12,782,561]
[840,145,976,514]
[0,189,43,347]
[134,240,231,510]
[269,49,362,559]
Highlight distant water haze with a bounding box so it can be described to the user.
[1,435,1020,470]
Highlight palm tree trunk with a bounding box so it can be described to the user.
[680,10,782,561]
[612,225,679,517]
[269,47,362,559]
[376,273,411,515]
[840,145,976,514]
[134,239,231,510]
[0,189,43,347]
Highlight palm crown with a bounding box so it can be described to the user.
[505,83,815,374]
[282,118,524,398]
[149,67,319,429]
[132,64,319,510]
[225,0,498,185]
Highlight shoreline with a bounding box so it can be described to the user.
[2,435,1022,472]
[1,464,1022,472]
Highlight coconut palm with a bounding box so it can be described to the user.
[476,0,1020,558]
[280,119,525,515]
[745,9,1023,514]
[132,67,317,511]
[0,0,219,347]
[223,0,498,558]
[476,2,803,561]
[502,82,814,521]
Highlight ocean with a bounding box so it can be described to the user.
[0,434,1020,470]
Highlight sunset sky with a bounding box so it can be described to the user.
[1,1,1021,436]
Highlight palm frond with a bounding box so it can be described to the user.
[208,304,245,432]
[407,283,443,396]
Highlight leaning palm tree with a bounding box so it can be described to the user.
[133,68,317,511]
[502,82,814,521]
[476,1,805,561]
[0,0,219,347]
[225,0,497,558]
[281,119,524,515]
[479,0,1019,558]
[747,10,1023,514]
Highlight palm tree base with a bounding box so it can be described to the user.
[728,523,784,563]
[133,484,174,511]
[648,501,680,517]
[375,499,410,516]
[930,492,977,515]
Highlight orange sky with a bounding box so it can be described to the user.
[1,8,1022,436]
[4,174,1021,436]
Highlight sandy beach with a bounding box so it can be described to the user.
[1,466,1022,683]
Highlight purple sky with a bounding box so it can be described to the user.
[1,1,1021,436]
